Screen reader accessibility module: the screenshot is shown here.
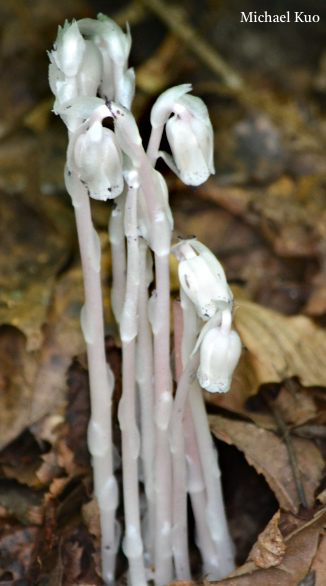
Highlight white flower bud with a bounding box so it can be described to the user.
[78,14,131,66]
[72,119,124,200]
[78,14,134,107]
[48,54,78,117]
[161,94,215,186]
[77,40,103,97]
[172,239,233,321]
[116,67,136,110]
[197,309,241,393]
[49,30,103,132]
[48,59,64,97]
[51,76,78,115]
[57,96,106,121]
[52,21,86,78]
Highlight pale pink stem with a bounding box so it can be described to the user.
[171,354,197,578]
[109,191,126,323]
[152,252,174,586]
[118,184,147,586]
[146,124,164,166]
[69,171,118,585]
[136,240,155,567]
[179,289,235,578]
[172,299,218,578]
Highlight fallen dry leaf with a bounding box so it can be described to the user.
[166,508,325,586]
[233,299,326,392]
[82,497,102,579]
[203,508,326,586]
[0,265,85,450]
[0,481,44,526]
[209,415,323,512]
[249,510,286,569]
[197,172,325,260]
[311,533,326,586]
[0,525,39,580]
[272,383,317,427]
[0,191,69,351]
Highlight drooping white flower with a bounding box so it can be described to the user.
[49,60,77,110]
[78,14,131,67]
[68,116,124,200]
[76,40,103,97]
[49,25,103,130]
[51,21,86,78]
[78,14,134,107]
[197,309,241,393]
[172,239,233,321]
[115,67,135,112]
[161,93,215,186]
[56,96,106,121]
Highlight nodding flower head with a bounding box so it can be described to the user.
[49,15,134,119]
[197,309,242,393]
[51,21,86,78]
[68,115,124,200]
[49,23,103,131]
[152,88,215,186]
[77,14,134,107]
[49,42,102,114]
[78,13,131,68]
[172,238,233,321]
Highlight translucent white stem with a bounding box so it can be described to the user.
[69,171,117,585]
[120,341,146,586]
[184,403,220,577]
[136,240,155,567]
[180,289,235,579]
[173,298,218,577]
[128,144,174,585]
[152,253,173,586]
[189,384,235,578]
[147,124,164,167]
[118,184,147,586]
[109,191,126,323]
[171,354,198,580]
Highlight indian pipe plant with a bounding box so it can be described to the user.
[48,14,242,586]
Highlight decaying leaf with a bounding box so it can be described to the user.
[209,415,323,512]
[0,525,39,580]
[297,571,316,586]
[272,383,317,427]
[197,173,325,261]
[249,510,286,568]
[311,533,326,586]
[200,508,326,586]
[233,299,326,392]
[0,191,69,350]
[82,497,102,579]
[0,265,85,450]
[165,508,326,586]
[0,481,44,526]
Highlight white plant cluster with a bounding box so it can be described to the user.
[49,14,241,586]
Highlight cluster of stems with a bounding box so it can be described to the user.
[48,14,241,586]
